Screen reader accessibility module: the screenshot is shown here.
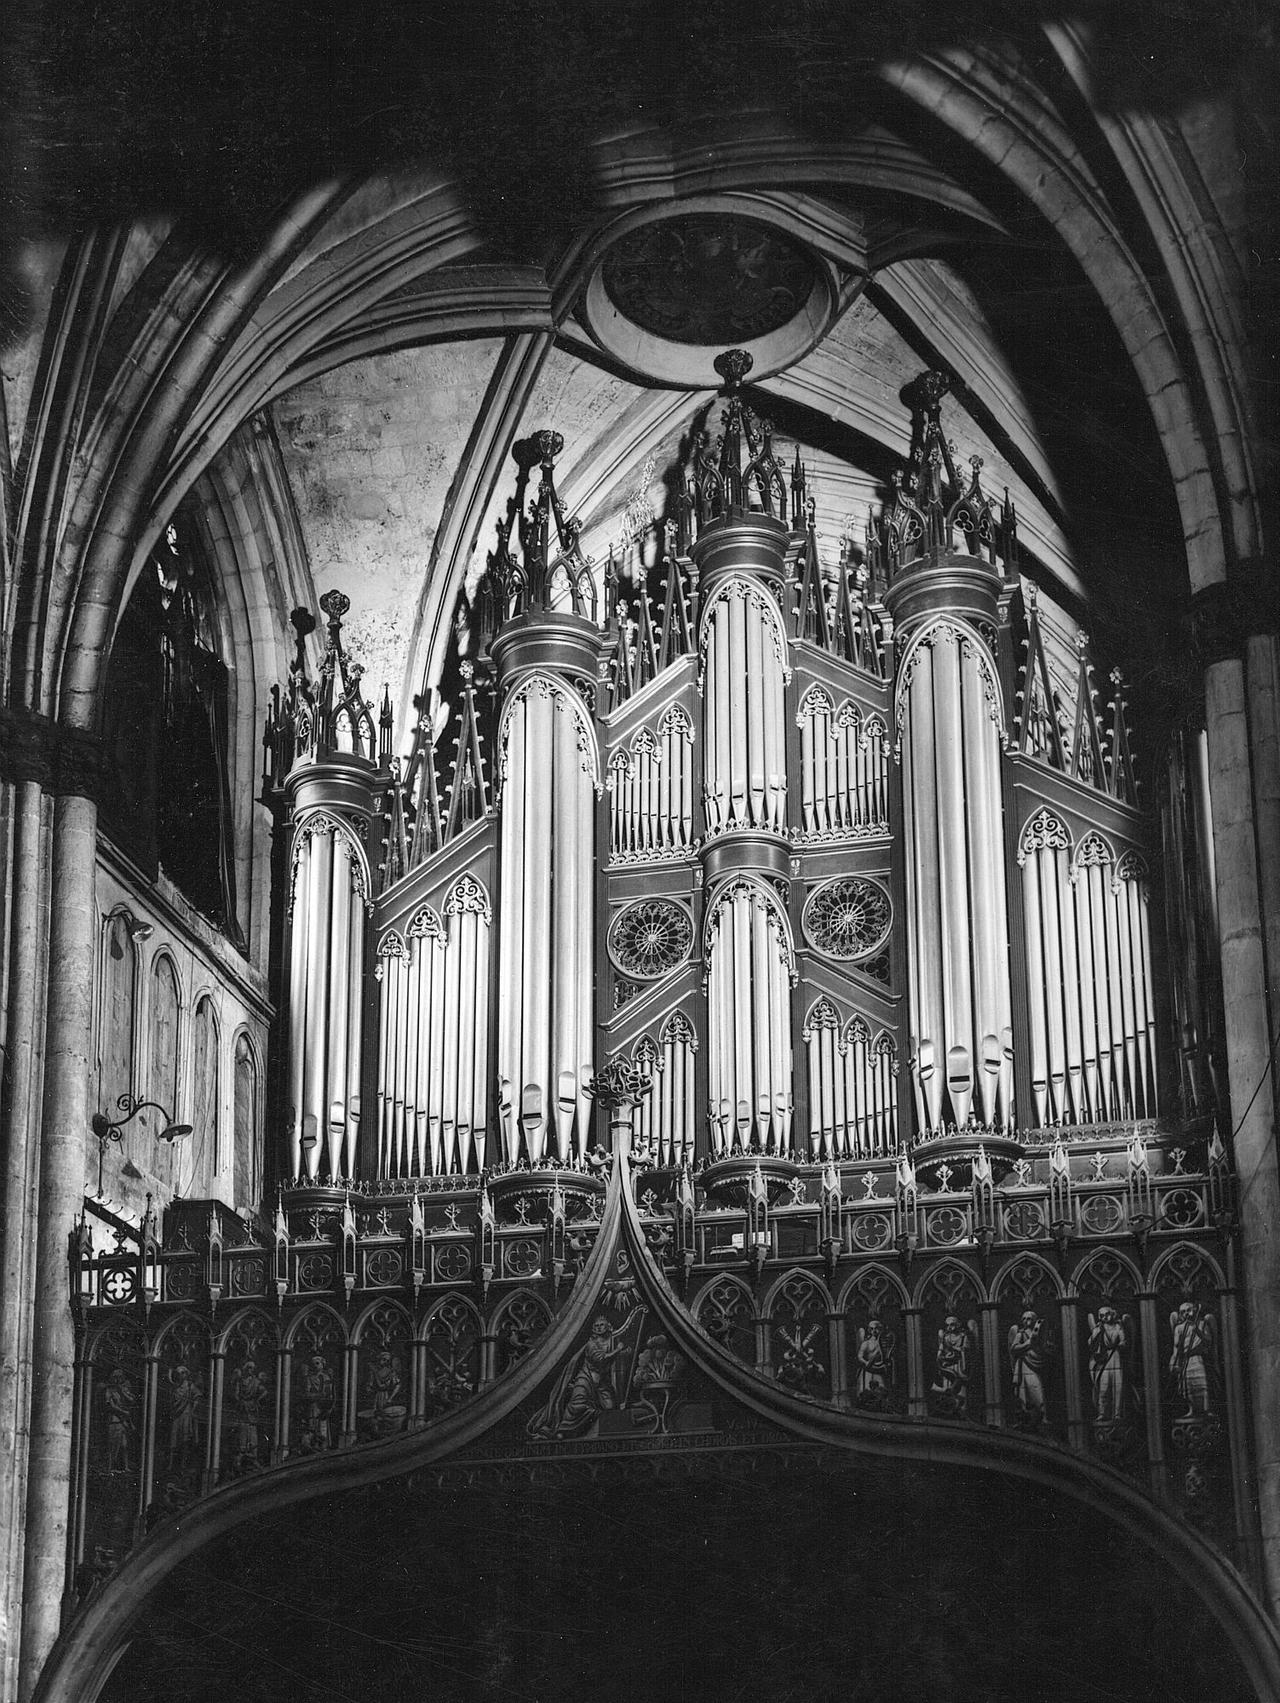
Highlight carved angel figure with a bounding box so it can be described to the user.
[854,1319,896,1410]
[1169,1300,1216,1418]
[1088,1306,1135,1423]
[1007,1310,1048,1427]
[103,1367,136,1474]
[930,1315,978,1416]
[166,1362,203,1469]
[229,1358,269,1468]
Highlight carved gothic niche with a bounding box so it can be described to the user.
[354,1302,413,1443]
[1156,1246,1231,1544]
[580,205,838,387]
[1074,1251,1147,1476]
[918,1265,983,1423]
[993,1257,1066,1441]
[844,1268,909,1416]
[82,1319,147,1576]
[767,1272,832,1400]
[153,1313,211,1515]
[218,1310,276,1482]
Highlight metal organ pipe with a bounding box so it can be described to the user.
[521,688,554,1160]
[1088,857,1115,1120]
[284,818,368,1182]
[302,825,333,1174]
[1018,824,1158,1132]
[897,627,1012,1136]
[497,696,524,1156]
[375,893,491,1180]
[494,676,595,1167]
[701,584,787,837]
[706,881,794,1157]
[763,626,785,833]
[573,757,594,1156]
[932,635,974,1124]
[287,835,311,1179]
[1056,843,1085,1124]
[963,665,1012,1123]
[901,644,946,1131]
[326,850,352,1179]
[1072,864,1100,1121]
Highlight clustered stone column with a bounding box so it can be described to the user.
[0,713,104,1702]
[1195,581,1280,1610]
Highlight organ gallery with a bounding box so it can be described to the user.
[1,8,1277,1701]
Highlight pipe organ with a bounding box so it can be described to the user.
[261,356,1218,1200]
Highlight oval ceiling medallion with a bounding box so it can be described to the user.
[602,214,814,345]
[581,205,837,388]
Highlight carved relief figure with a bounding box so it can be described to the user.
[361,1349,407,1437]
[167,1363,203,1469]
[297,1353,336,1451]
[1169,1300,1216,1418]
[103,1367,137,1474]
[854,1319,895,1410]
[528,1309,647,1439]
[1007,1310,1048,1428]
[1088,1307,1135,1424]
[930,1315,977,1416]
[229,1358,268,1469]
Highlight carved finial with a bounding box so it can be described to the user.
[319,589,350,640]
[533,427,564,469]
[902,369,952,417]
[586,1056,650,1109]
[714,348,753,390]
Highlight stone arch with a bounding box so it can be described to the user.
[351,1299,414,1347]
[913,1256,987,1310]
[214,1307,278,1359]
[761,1267,832,1316]
[1150,1242,1227,1295]
[1070,1246,1144,1299]
[282,1302,349,1353]
[490,1289,554,1377]
[836,1262,910,1314]
[992,1253,1065,1305]
[879,49,1241,588]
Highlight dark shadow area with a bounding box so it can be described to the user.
[100,1450,1254,1703]
[1,1,1269,261]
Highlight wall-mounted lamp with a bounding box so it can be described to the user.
[91,1095,193,1196]
[127,920,154,943]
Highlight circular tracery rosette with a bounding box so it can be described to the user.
[802,876,892,962]
[608,899,695,980]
